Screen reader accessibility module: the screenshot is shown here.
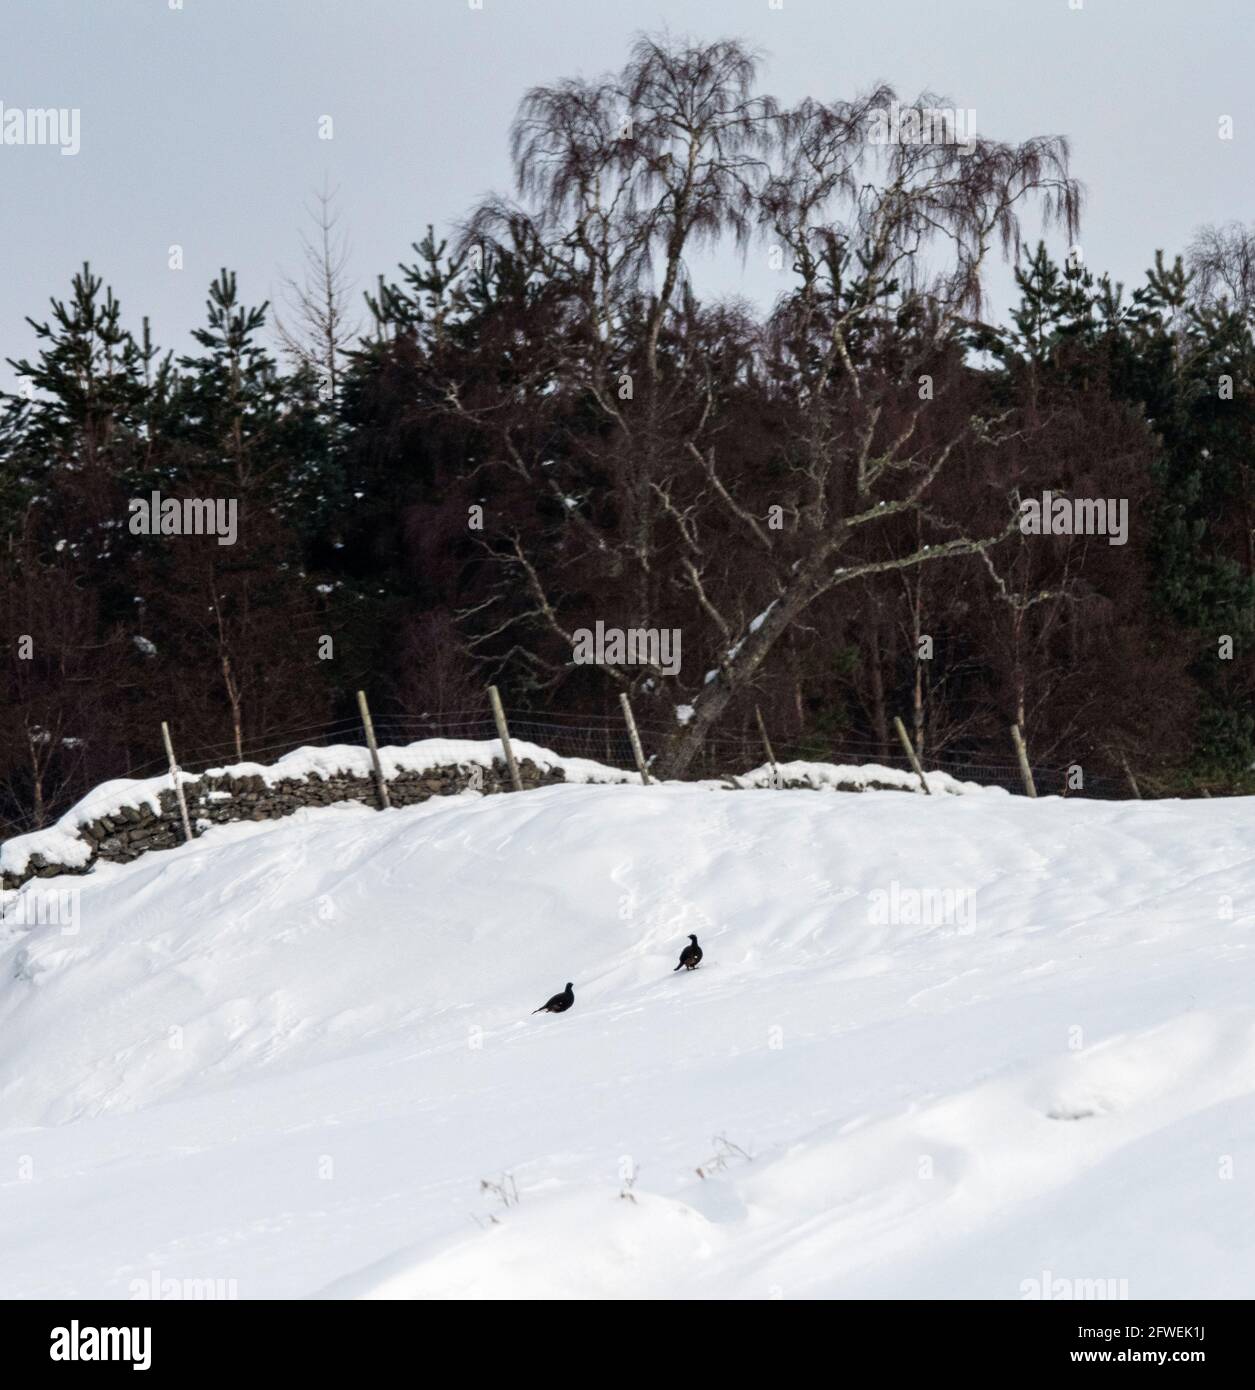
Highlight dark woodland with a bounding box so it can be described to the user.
[5,35,1255,834]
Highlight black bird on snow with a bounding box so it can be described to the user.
[533,982,575,1014]
[674,935,703,971]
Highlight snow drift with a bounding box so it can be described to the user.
[1,777,1252,1299]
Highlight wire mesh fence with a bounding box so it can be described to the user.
[0,700,1142,843]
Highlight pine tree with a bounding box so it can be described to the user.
[173,269,337,534]
[0,263,164,541]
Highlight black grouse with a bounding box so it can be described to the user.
[674,934,703,971]
[533,982,575,1014]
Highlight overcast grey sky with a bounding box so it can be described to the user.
[1,0,1251,382]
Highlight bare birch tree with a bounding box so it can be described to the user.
[431,36,1081,776]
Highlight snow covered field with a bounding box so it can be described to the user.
[1,776,1253,1299]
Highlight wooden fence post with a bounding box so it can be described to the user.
[356,690,391,809]
[619,692,651,785]
[755,704,780,785]
[893,716,931,796]
[488,685,523,792]
[1010,723,1037,798]
[161,721,195,843]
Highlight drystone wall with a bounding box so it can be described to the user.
[1,756,564,891]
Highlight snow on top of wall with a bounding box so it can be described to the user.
[192,738,634,791]
[0,775,176,876]
[734,759,995,796]
[0,739,994,879]
[0,739,633,878]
